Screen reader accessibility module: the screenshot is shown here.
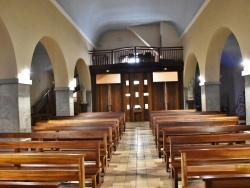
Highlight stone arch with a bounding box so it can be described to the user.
[74,58,91,112]
[184,53,201,109]
[39,36,68,88]
[205,27,232,82]
[184,53,198,86]
[75,58,91,90]
[0,17,17,79]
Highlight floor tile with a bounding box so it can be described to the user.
[60,121,175,188]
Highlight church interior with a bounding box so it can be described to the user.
[0,0,250,187]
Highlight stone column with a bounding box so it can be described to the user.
[200,82,220,112]
[244,75,250,124]
[86,90,92,112]
[0,78,31,132]
[54,87,74,116]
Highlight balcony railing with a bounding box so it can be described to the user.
[89,46,183,65]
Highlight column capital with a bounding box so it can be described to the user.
[0,78,18,85]
[54,87,70,91]
[202,81,221,86]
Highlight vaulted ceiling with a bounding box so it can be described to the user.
[54,0,206,47]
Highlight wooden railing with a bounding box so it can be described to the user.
[89,46,183,65]
[32,88,55,117]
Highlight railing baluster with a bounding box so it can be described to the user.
[89,46,183,65]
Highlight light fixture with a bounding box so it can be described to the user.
[134,80,139,85]
[69,78,77,90]
[18,68,32,84]
[126,80,129,86]
[199,76,205,86]
[242,59,250,76]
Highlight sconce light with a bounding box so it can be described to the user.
[242,59,250,76]
[199,76,205,86]
[18,68,32,84]
[69,78,77,90]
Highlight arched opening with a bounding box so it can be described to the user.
[74,58,91,113]
[194,64,201,111]
[202,27,234,112]
[184,53,199,110]
[30,42,55,121]
[220,33,244,117]
[31,36,69,119]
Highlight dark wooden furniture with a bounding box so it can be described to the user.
[90,61,184,121]
[0,153,86,188]
[132,108,142,122]
[180,147,250,188]
[169,132,250,188]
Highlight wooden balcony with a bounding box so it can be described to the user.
[89,46,183,65]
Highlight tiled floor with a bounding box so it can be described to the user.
[101,121,172,188]
[60,121,175,188]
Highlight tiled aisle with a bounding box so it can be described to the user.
[101,121,172,188]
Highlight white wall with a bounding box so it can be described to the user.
[160,22,182,47]
[97,30,145,50]
[97,22,182,49]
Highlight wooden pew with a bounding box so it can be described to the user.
[53,115,123,138]
[76,112,126,132]
[32,121,117,152]
[149,110,221,130]
[180,147,250,188]
[169,132,250,188]
[0,153,86,188]
[0,131,108,175]
[0,140,100,188]
[163,124,250,170]
[33,120,119,150]
[155,116,239,158]
[154,114,237,138]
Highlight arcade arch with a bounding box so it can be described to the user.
[0,17,17,79]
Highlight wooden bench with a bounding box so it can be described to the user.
[149,110,222,130]
[163,124,250,170]
[169,132,250,188]
[180,147,250,188]
[0,131,108,175]
[0,152,86,188]
[33,120,119,150]
[76,112,126,132]
[0,140,101,188]
[52,115,123,139]
[155,116,239,158]
[32,122,117,153]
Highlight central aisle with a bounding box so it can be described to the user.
[101,121,172,188]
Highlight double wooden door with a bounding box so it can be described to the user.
[94,72,181,122]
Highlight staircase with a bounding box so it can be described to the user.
[31,88,56,124]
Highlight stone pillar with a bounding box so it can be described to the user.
[54,87,74,116]
[0,79,31,132]
[200,82,220,112]
[86,90,92,112]
[244,75,250,124]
